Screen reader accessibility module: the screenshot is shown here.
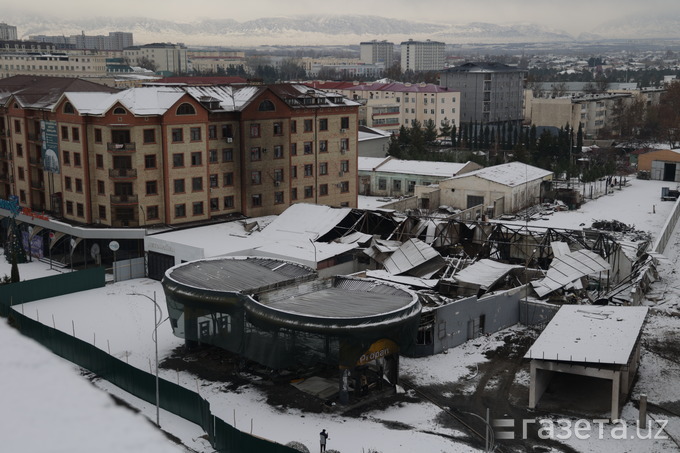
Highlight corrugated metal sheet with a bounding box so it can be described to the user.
[454,259,522,288]
[531,249,611,297]
[383,238,445,277]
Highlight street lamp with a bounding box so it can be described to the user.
[128,291,164,427]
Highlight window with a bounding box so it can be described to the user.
[172,153,184,167]
[209,174,218,188]
[393,180,401,191]
[290,143,297,155]
[147,206,159,220]
[64,176,71,190]
[13,120,20,134]
[258,100,275,111]
[250,123,260,138]
[16,144,23,157]
[251,171,262,185]
[274,169,284,182]
[190,127,201,141]
[73,153,81,167]
[378,178,387,190]
[223,172,233,186]
[291,165,297,179]
[191,151,202,166]
[176,103,196,115]
[319,184,328,196]
[304,185,313,198]
[192,177,203,192]
[319,118,328,131]
[224,196,234,209]
[61,126,69,140]
[175,204,186,218]
[209,149,218,163]
[251,194,262,207]
[221,124,233,138]
[304,119,313,132]
[319,140,328,153]
[98,205,107,220]
[173,179,185,193]
[222,148,233,162]
[97,180,105,195]
[96,154,104,168]
[424,109,427,114]
[208,125,217,139]
[171,128,183,142]
[273,122,283,135]
[143,129,156,144]
[341,117,350,130]
[75,178,83,193]
[340,138,349,152]
[94,129,102,143]
[144,154,156,169]
[76,203,84,217]
[303,142,313,154]
[340,181,349,193]
[273,145,283,159]
[19,190,26,203]
[250,147,261,161]
[290,120,297,133]
[304,164,313,177]
[113,107,126,115]
[64,102,75,114]
[340,160,349,173]
[210,197,219,211]
[192,201,204,216]
[146,180,157,195]
[319,162,328,175]
[274,191,284,204]
[66,201,73,215]
[63,150,70,166]
[291,188,298,200]
[72,127,80,142]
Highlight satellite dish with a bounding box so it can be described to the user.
[109,240,120,252]
[90,243,100,260]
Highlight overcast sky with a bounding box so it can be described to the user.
[7,1,679,35]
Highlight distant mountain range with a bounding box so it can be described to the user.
[5,11,680,47]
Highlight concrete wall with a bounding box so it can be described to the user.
[378,196,418,212]
[439,175,543,213]
[519,299,559,326]
[638,149,680,172]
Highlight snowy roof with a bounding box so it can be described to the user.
[358,128,391,142]
[64,88,185,115]
[531,249,610,297]
[383,238,445,277]
[358,156,390,171]
[260,203,352,242]
[524,305,648,365]
[358,156,472,178]
[447,162,553,187]
[453,259,522,288]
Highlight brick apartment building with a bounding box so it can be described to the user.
[0,76,359,229]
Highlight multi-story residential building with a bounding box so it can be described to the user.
[439,62,526,127]
[123,43,188,75]
[360,40,394,65]
[0,76,359,228]
[400,39,445,72]
[0,52,107,79]
[188,50,247,74]
[0,23,18,41]
[29,32,133,51]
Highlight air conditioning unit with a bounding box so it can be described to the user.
[274,181,280,187]
[338,171,344,177]
[262,148,267,153]
[226,137,233,143]
[340,149,346,154]
[335,183,343,188]
[340,128,346,133]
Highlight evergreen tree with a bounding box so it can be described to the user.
[576,123,584,150]
[439,119,452,139]
[451,124,457,148]
[424,119,438,144]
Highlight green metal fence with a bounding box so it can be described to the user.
[1,271,299,453]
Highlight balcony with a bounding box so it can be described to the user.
[109,168,138,179]
[0,152,11,160]
[29,156,43,167]
[110,194,138,205]
[28,132,42,143]
[0,172,12,182]
[30,179,45,190]
[107,142,136,152]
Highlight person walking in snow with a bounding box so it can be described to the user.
[319,428,329,452]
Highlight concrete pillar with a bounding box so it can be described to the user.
[529,361,551,409]
[611,370,621,420]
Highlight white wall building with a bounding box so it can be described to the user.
[360,40,394,65]
[400,39,445,72]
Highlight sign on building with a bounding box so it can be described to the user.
[41,120,60,174]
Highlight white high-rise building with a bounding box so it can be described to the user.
[0,23,18,41]
[400,39,445,72]
[360,40,394,65]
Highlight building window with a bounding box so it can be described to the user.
[143,129,156,144]
[16,144,23,157]
[224,196,234,209]
[378,178,386,190]
[61,126,69,140]
[146,180,157,195]
[209,174,218,188]
[252,194,262,207]
[66,201,73,215]
[96,154,103,168]
[273,122,283,135]
[19,190,26,203]
[13,120,20,134]
[63,151,70,166]
[221,124,233,139]
[147,205,159,220]
[190,127,201,141]
[209,149,218,163]
[290,143,297,155]
[192,201,204,216]
[274,169,284,182]
[304,185,313,198]
[319,162,328,175]
[341,117,350,129]
[258,100,275,111]
[291,165,297,179]
[176,103,196,115]
[273,145,283,159]
[64,102,75,114]
[319,118,328,131]
[319,184,328,196]
[340,138,349,152]
[223,172,233,186]
[76,203,84,217]
[304,119,313,132]
[222,148,233,162]
[340,181,349,193]
[191,151,202,166]
[175,204,186,217]
[75,178,83,193]
[250,147,261,161]
[171,128,183,142]
[210,197,219,211]
[192,177,203,192]
[72,127,80,142]
[64,176,71,190]
[97,180,105,195]
[303,142,313,154]
[208,125,217,139]
[340,160,349,173]
[250,123,260,138]
[274,191,284,204]
[172,153,184,167]
[73,153,81,167]
[251,171,262,185]
[304,164,313,177]
[290,120,297,133]
[144,154,156,169]
[393,180,401,191]
[113,107,126,115]
[98,205,107,220]
[173,179,185,193]
[319,140,328,153]
[94,129,102,143]
[291,188,298,200]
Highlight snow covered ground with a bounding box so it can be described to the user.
[2,177,680,452]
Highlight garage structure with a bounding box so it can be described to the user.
[525,305,647,419]
[638,149,680,182]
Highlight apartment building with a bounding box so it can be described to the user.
[0,76,359,228]
[123,43,188,75]
[0,23,18,41]
[0,52,107,79]
[29,32,133,51]
[439,62,525,127]
[360,40,394,64]
[400,39,445,72]
[188,50,247,74]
